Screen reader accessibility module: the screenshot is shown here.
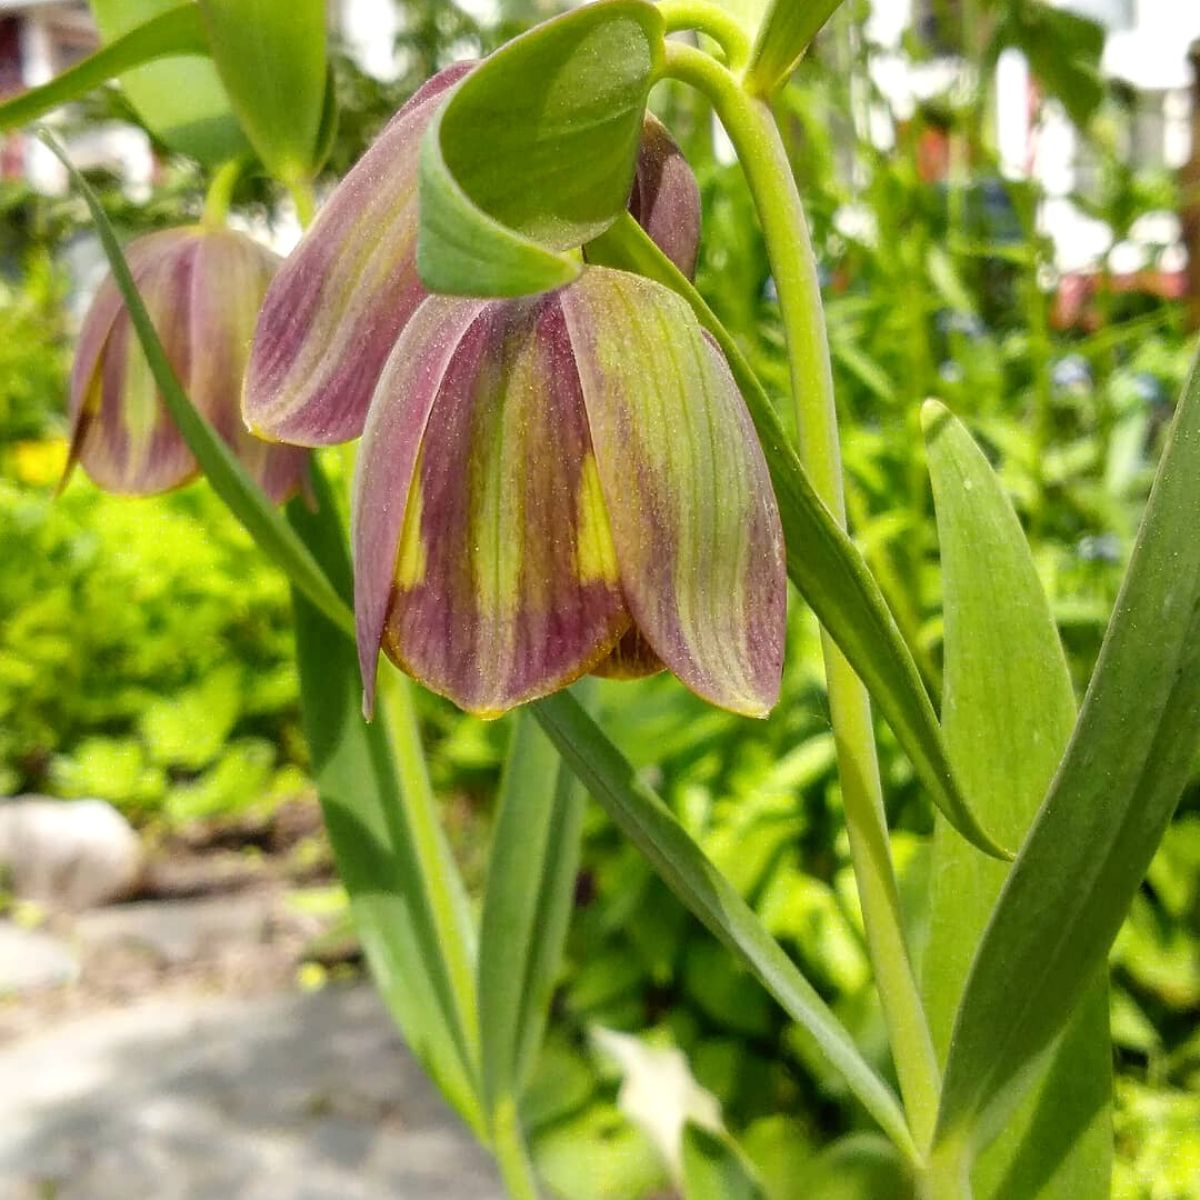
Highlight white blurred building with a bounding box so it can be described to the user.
[866,0,1200,277]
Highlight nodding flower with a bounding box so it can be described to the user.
[245,64,785,720]
[66,225,308,503]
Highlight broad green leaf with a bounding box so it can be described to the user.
[0,5,206,132]
[682,1122,766,1200]
[743,0,843,98]
[922,400,1111,1198]
[586,213,1008,860]
[44,132,351,634]
[936,351,1200,1152]
[287,462,485,1139]
[91,0,249,164]
[198,0,328,182]
[529,691,920,1167]
[478,701,588,1113]
[418,0,665,296]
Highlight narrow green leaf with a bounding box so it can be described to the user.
[478,699,588,1113]
[587,213,1009,861]
[0,5,206,132]
[1001,4,1105,129]
[198,0,328,182]
[922,400,1111,1197]
[287,462,485,1139]
[529,691,920,1167]
[417,0,665,296]
[936,351,1200,1151]
[91,0,249,164]
[682,1123,766,1200]
[44,131,353,636]
[743,0,843,98]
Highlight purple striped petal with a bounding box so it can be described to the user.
[67,229,201,494]
[353,292,630,718]
[244,62,475,447]
[629,114,701,280]
[591,627,664,679]
[67,226,308,502]
[562,268,786,717]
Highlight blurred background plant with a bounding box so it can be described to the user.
[0,0,1198,1196]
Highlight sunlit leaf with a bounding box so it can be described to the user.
[0,4,207,132]
[922,400,1111,1197]
[936,352,1200,1153]
[90,0,248,164]
[743,0,843,98]
[198,0,328,182]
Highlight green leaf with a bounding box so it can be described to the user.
[478,699,588,1113]
[935,351,1200,1153]
[43,131,352,637]
[586,213,1008,861]
[529,691,920,1167]
[0,4,207,132]
[197,0,328,182]
[743,0,843,98]
[999,3,1106,129]
[287,460,485,1139]
[90,0,249,164]
[682,1122,766,1200]
[922,400,1111,1198]
[795,1133,915,1200]
[417,0,665,297]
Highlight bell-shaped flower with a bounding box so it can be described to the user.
[246,64,783,719]
[243,64,702,447]
[67,225,308,502]
[353,267,785,719]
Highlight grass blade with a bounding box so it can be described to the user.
[587,213,1008,861]
[45,131,354,635]
[530,691,919,1167]
[922,400,1111,1195]
[935,351,1200,1153]
[0,5,207,131]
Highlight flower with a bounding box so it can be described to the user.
[66,225,308,502]
[246,65,785,719]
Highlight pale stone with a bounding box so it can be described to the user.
[0,798,142,911]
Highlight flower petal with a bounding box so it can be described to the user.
[591,627,664,679]
[67,229,200,494]
[187,229,309,503]
[244,63,474,446]
[628,114,701,280]
[561,267,786,716]
[354,292,630,718]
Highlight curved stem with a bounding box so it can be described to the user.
[201,156,245,228]
[657,0,752,72]
[663,41,942,1152]
[491,1096,541,1200]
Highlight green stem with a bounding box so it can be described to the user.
[378,647,481,1073]
[289,178,317,230]
[491,1095,541,1200]
[658,0,752,72]
[663,42,942,1151]
[919,1136,974,1200]
[201,156,246,229]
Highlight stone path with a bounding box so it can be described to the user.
[0,984,502,1200]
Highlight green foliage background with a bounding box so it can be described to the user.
[1,2,1198,1196]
